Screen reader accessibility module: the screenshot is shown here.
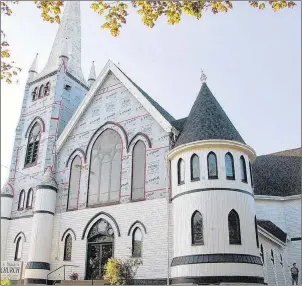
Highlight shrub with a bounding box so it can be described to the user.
[1,279,11,286]
[69,272,79,280]
[104,258,143,285]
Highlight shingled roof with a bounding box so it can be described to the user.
[174,83,245,147]
[257,220,287,243]
[252,149,301,197]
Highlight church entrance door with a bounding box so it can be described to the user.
[85,219,115,280]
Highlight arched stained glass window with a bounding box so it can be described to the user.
[43,82,50,97]
[255,216,259,248]
[18,190,25,210]
[132,228,143,257]
[25,122,41,167]
[228,209,241,244]
[190,154,200,181]
[26,188,33,209]
[131,141,146,201]
[207,152,218,179]
[63,234,72,261]
[88,218,114,243]
[240,156,248,183]
[225,152,235,180]
[67,156,82,210]
[14,237,23,261]
[191,211,203,245]
[88,129,122,205]
[177,159,185,185]
[38,85,44,99]
[32,87,38,101]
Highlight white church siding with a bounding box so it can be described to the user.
[49,198,169,281]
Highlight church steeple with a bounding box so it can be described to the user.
[37,1,86,84]
[88,61,96,88]
[28,53,38,82]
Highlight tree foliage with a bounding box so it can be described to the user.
[0,0,297,83]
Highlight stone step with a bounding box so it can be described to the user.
[55,280,109,285]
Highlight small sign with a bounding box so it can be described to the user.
[1,261,22,280]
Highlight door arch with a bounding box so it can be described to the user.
[85,218,114,280]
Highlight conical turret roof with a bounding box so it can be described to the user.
[174,83,245,147]
[88,61,96,81]
[38,168,58,189]
[29,53,39,73]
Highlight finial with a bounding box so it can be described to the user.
[200,69,207,84]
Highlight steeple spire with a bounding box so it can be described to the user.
[28,53,39,81]
[37,1,86,84]
[88,61,96,88]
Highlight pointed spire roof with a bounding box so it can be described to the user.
[29,53,38,73]
[174,83,245,147]
[38,168,58,189]
[88,61,96,81]
[37,1,86,84]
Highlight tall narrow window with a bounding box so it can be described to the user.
[43,82,50,97]
[88,129,122,205]
[191,211,203,245]
[26,188,33,209]
[271,249,274,264]
[67,156,82,210]
[132,228,143,257]
[63,234,72,261]
[131,141,146,201]
[18,190,25,210]
[280,254,283,267]
[25,122,41,167]
[225,152,235,180]
[14,237,23,261]
[240,156,247,183]
[177,159,185,185]
[190,154,200,181]
[249,162,253,187]
[228,209,241,244]
[38,85,44,99]
[255,216,259,248]
[260,244,264,265]
[32,87,38,101]
[207,152,218,179]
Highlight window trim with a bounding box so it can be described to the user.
[132,227,143,258]
[14,237,22,261]
[260,244,264,265]
[190,154,200,182]
[191,210,204,245]
[63,234,72,261]
[32,87,38,101]
[38,84,44,99]
[24,122,42,168]
[228,209,241,245]
[249,161,253,187]
[255,216,259,248]
[18,190,25,211]
[26,188,33,209]
[177,158,185,185]
[207,152,218,180]
[240,155,248,183]
[225,152,235,180]
[67,155,82,211]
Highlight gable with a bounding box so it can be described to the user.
[56,60,174,151]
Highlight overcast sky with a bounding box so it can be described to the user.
[1,1,301,186]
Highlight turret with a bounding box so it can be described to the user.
[24,168,57,284]
[88,61,96,88]
[1,181,14,261]
[27,53,38,82]
[168,73,264,284]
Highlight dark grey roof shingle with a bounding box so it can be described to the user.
[170,117,187,132]
[174,83,245,147]
[116,66,175,122]
[253,152,301,197]
[257,220,287,243]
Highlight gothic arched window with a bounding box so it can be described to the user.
[25,122,41,167]
[228,209,241,244]
[18,190,25,210]
[207,152,218,179]
[88,129,122,205]
[32,87,38,101]
[132,228,143,257]
[255,216,259,248]
[249,161,253,187]
[63,234,72,261]
[177,158,185,185]
[67,156,82,210]
[191,211,203,245]
[271,249,274,264]
[14,237,23,261]
[131,141,146,201]
[225,152,235,180]
[26,188,33,209]
[240,156,247,183]
[190,154,200,181]
[43,82,50,97]
[260,244,264,264]
[38,85,44,99]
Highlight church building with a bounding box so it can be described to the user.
[1,2,300,285]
